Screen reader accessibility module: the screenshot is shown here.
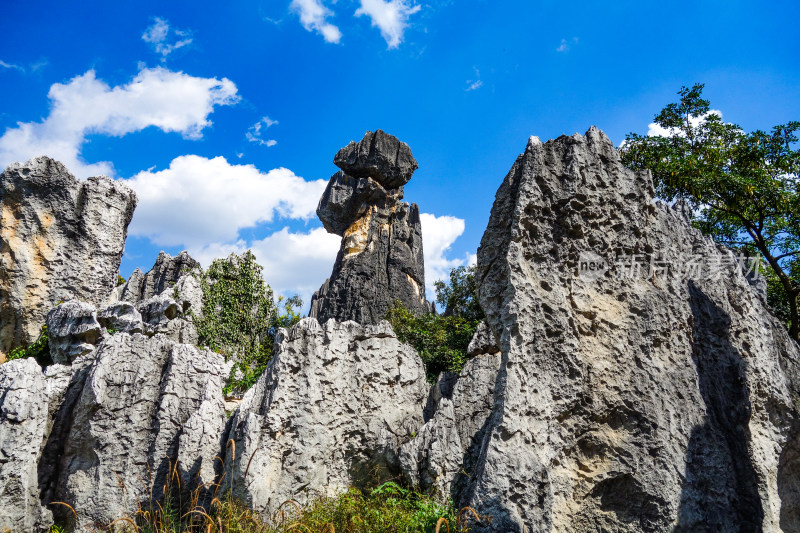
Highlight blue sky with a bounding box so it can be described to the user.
[1,0,798,308]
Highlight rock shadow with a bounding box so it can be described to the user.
[675,282,763,532]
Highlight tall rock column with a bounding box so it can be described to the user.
[0,157,137,359]
[412,127,800,532]
[309,130,431,324]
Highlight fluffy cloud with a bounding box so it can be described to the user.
[125,154,327,247]
[191,227,341,305]
[355,0,420,48]
[142,17,193,60]
[420,212,469,297]
[290,0,342,44]
[0,67,239,178]
[188,211,468,307]
[247,116,279,147]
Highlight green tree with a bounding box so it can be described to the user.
[434,265,484,322]
[193,251,303,393]
[387,265,485,381]
[620,84,800,341]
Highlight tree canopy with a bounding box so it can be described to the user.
[620,84,800,340]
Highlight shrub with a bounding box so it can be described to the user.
[6,324,51,367]
[387,265,485,382]
[192,251,302,394]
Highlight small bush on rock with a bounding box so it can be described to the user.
[387,266,484,382]
[192,251,302,394]
[6,324,51,367]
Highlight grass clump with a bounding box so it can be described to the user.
[65,468,479,533]
[275,482,459,533]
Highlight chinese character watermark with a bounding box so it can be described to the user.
[577,251,762,282]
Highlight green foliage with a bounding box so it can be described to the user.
[621,83,800,340]
[48,525,66,533]
[273,482,458,533]
[6,325,51,367]
[117,274,126,287]
[387,266,485,382]
[387,304,476,381]
[434,265,484,322]
[192,251,303,394]
[130,479,466,533]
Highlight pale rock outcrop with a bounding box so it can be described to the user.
[450,127,800,531]
[46,300,104,364]
[400,350,501,502]
[310,130,431,324]
[137,293,199,345]
[466,320,499,357]
[0,358,70,532]
[39,333,226,532]
[0,157,136,360]
[111,250,199,305]
[111,251,203,344]
[97,302,143,334]
[225,318,429,515]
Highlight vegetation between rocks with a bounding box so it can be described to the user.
[6,324,51,367]
[192,251,302,394]
[387,266,484,382]
[45,460,478,533]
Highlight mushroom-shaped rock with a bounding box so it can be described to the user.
[333,130,418,189]
[317,171,392,236]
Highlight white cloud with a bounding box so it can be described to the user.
[204,227,341,305]
[646,110,723,137]
[190,210,469,308]
[290,0,342,43]
[0,59,24,72]
[0,67,239,178]
[420,212,469,298]
[247,116,279,147]
[556,37,578,53]
[125,155,327,247]
[465,67,482,92]
[355,0,421,48]
[190,228,340,306]
[142,17,193,60]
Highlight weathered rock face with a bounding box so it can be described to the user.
[112,250,199,305]
[447,127,800,531]
[333,129,418,189]
[0,358,70,532]
[97,302,143,335]
[110,251,203,345]
[46,300,104,364]
[310,131,430,324]
[400,350,501,502]
[225,318,429,515]
[317,171,391,235]
[0,157,137,360]
[39,333,227,532]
